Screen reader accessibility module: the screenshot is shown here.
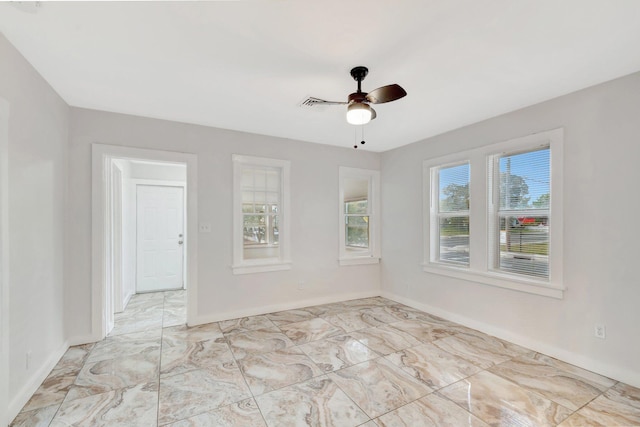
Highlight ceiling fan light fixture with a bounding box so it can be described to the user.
[346,102,372,125]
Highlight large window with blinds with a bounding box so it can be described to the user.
[489,147,550,278]
[430,162,470,266]
[423,129,564,299]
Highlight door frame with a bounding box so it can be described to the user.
[135,182,187,293]
[92,144,198,341]
[0,98,10,427]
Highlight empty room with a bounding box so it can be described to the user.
[1,1,640,426]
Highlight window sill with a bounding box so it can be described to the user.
[232,260,292,275]
[422,263,564,299]
[339,257,380,266]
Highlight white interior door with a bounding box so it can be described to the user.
[136,185,184,292]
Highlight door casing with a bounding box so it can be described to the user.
[91,144,198,342]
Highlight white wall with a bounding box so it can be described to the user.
[66,108,381,338]
[381,71,640,388]
[0,34,69,421]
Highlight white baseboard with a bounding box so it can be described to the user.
[7,339,69,423]
[190,290,380,326]
[381,291,640,389]
[122,290,134,310]
[67,333,101,347]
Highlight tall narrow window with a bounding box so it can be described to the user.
[233,155,291,274]
[242,166,280,260]
[490,147,550,279]
[339,167,380,265]
[431,162,470,266]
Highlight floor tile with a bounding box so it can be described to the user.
[255,376,370,427]
[165,398,266,427]
[66,351,160,401]
[225,327,295,360]
[387,320,453,343]
[266,308,318,325]
[306,302,350,317]
[163,306,186,328]
[14,292,640,426]
[529,352,616,389]
[375,393,489,427]
[21,366,80,412]
[350,325,422,356]
[238,346,324,395]
[328,358,431,418]
[490,354,615,410]
[162,322,223,343]
[87,330,161,363]
[384,342,483,389]
[50,382,158,427]
[385,305,451,324]
[161,337,234,377]
[300,334,378,373]
[358,306,402,325]
[279,317,346,345]
[10,404,59,427]
[219,315,276,334]
[158,367,251,425]
[340,297,387,309]
[432,330,531,369]
[322,311,377,332]
[52,343,95,372]
[109,312,163,336]
[439,370,573,426]
[559,382,640,426]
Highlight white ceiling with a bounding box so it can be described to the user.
[2,1,640,152]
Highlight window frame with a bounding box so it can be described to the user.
[232,154,291,274]
[430,160,471,267]
[423,128,564,299]
[338,167,381,266]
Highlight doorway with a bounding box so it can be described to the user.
[91,144,198,341]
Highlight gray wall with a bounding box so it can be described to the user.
[66,108,381,339]
[381,71,640,387]
[0,34,69,421]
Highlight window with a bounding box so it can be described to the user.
[423,129,564,298]
[233,155,291,274]
[339,167,380,265]
[489,147,550,279]
[430,162,470,266]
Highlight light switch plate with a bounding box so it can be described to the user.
[199,222,212,233]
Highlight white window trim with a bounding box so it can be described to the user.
[429,160,470,267]
[232,154,291,274]
[423,128,564,299]
[338,167,381,266]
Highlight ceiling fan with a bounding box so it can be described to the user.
[309,66,407,125]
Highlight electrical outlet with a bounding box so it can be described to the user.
[199,222,211,233]
[297,281,305,290]
[26,351,32,370]
[594,324,606,339]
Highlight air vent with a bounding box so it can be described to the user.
[298,97,327,108]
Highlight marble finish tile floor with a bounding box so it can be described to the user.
[11,290,640,426]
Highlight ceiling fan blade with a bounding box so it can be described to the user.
[370,107,377,120]
[365,84,407,104]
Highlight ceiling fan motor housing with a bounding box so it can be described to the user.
[348,92,368,103]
